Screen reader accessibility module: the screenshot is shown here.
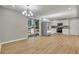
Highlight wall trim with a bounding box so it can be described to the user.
[0,44,2,53]
[0,37,28,45]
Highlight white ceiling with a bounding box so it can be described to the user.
[1,5,77,20]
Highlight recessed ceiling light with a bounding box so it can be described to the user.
[68,8,72,10]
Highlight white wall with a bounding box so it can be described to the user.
[0,7,28,43]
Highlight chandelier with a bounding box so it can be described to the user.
[22,5,33,17]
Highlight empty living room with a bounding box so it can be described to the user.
[1,5,79,54]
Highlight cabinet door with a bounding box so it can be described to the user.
[70,20,79,35]
[63,29,69,35]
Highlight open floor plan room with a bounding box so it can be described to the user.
[1,5,79,54]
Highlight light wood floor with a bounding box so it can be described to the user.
[1,34,79,54]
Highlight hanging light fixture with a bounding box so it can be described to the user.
[22,5,33,17]
[22,10,26,15]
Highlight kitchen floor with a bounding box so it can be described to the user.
[1,34,79,54]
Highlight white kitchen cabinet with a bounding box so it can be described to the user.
[63,29,69,35]
[70,19,79,35]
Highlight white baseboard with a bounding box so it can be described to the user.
[0,37,28,45]
[0,44,2,53]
